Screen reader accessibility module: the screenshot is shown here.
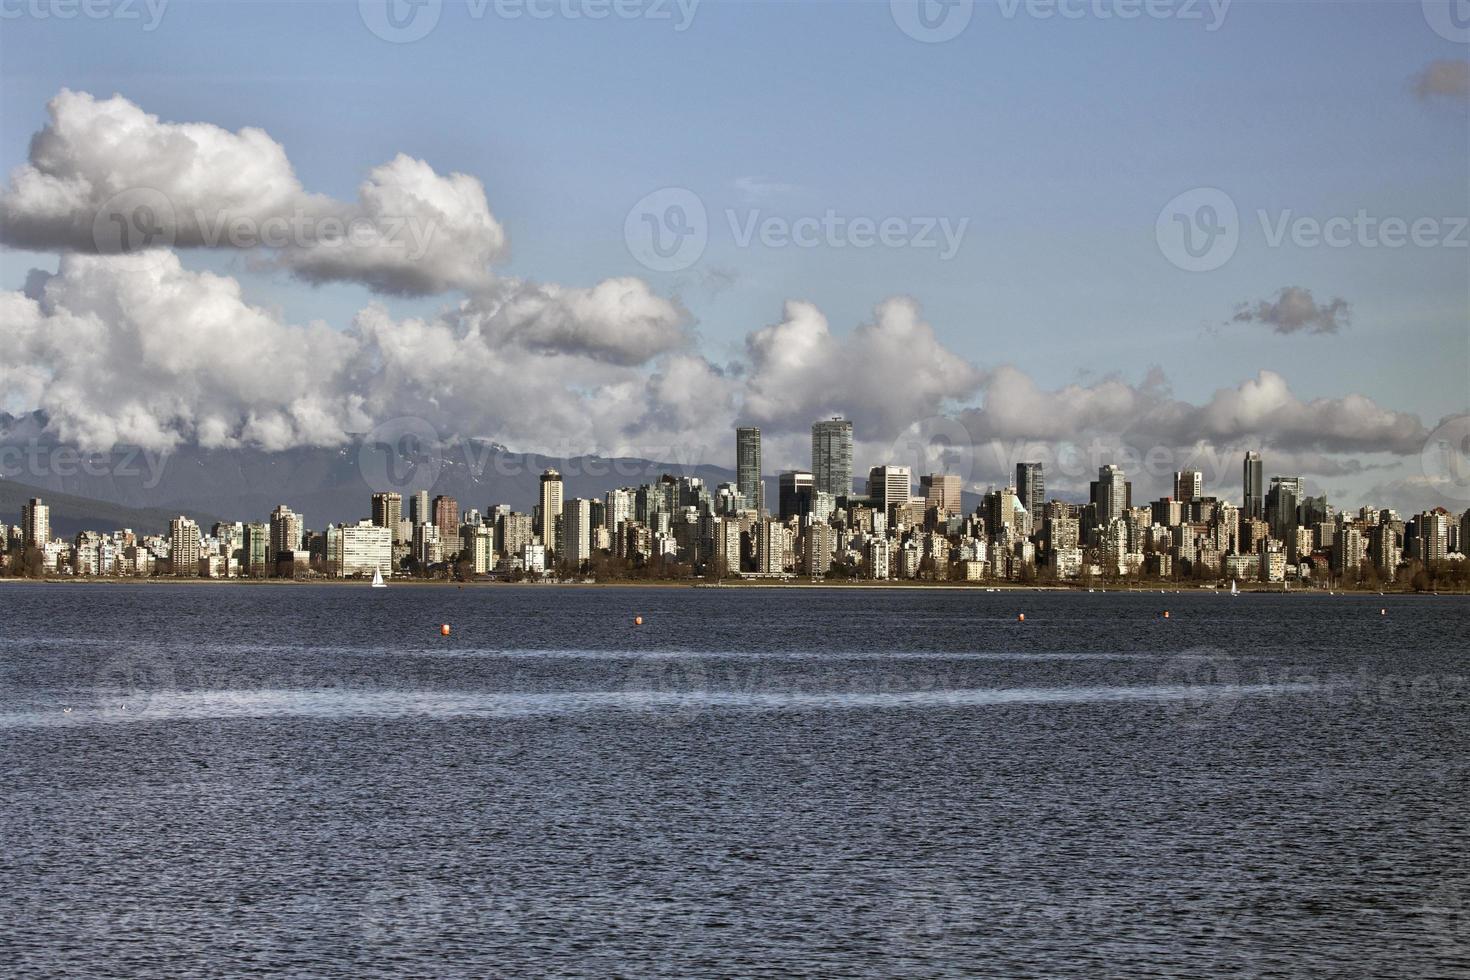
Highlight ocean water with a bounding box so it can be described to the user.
[1,583,1466,977]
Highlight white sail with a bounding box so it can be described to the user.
[1230,578,1238,596]
[371,567,386,588]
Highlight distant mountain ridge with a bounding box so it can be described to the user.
[0,411,989,533]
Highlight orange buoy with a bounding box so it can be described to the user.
[634,616,644,626]
[440,623,451,636]
[1163,610,1170,619]
[1017,613,1025,622]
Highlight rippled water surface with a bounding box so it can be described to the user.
[2,583,1467,977]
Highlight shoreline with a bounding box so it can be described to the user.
[0,577,1462,596]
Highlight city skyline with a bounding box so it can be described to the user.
[8,429,1468,590]
[0,3,1465,519]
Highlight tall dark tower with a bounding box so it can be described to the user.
[1243,451,1264,520]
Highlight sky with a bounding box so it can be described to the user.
[0,0,1467,513]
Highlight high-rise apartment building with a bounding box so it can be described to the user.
[538,469,564,555]
[242,522,269,577]
[1015,463,1044,519]
[1097,464,1126,527]
[169,515,201,577]
[736,427,763,512]
[371,492,403,543]
[563,497,595,569]
[1243,452,1264,520]
[21,497,49,548]
[811,417,854,499]
[432,495,459,549]
[269,505,302,562]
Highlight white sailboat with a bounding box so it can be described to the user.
[371,567,387,588]
[1230,578,1239,597]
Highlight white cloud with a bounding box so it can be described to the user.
[0,90,508,295]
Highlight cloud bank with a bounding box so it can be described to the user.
[0,88,1444,513]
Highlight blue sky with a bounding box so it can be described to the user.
[1,0,1466,506]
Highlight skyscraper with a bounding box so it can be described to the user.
[538,469,564,555]
[1015,462,1044,518]
[409,490,430,527]
[563,497,594,569]
[921,473,963,514]
[432,495,459,548]
[1266,476,1301,541]
[1173,470,1203,501]
[269,505,302,562]
[1243,452,1263,520]
[778,471,815,520]
[812,417,854,499]
[169,515,201,577]
[1097,464,1126,526]
[868,465,913,516]
[371,492,403,542]
[20,497,48,548]
[736,427,763,512]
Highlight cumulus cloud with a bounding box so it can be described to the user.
[0,252,366,452]
[741,296,985,440]
[0,90,508,295]
[1413,59,1470,102]
[473,276,688,366]
[1231,286,1350,335]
